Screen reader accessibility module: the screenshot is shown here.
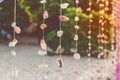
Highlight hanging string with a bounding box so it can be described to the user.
[87,0,92,60]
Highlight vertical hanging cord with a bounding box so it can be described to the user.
[75,1,78,53]
[13,0,16,51]
[59,0,62,58]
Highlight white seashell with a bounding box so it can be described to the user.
[11,68,18,78]
[74,25,79,30]
[57,75,63,80]
[56,45,61,54]
[40,39,47,51]
[40,0,46,4]
[11,50,16,56]
[11,22,16,27]
[73,53,80,60]
[74,16,79,21]
[57,58,63,68]
[9,42,15,47]
[38,64,48,70]
[43,10,49,19]
[57,30,63,37]
[74,34,79,41]
[37,50,47,56]
[60,3,69,9]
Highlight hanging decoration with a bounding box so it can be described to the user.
[38,0,49,80]
[56,0,69,68]
[97,0,106,59]
[87,0,92,61]
[73,0,80,61]
[8,0,21,78]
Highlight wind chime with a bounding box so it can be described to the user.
[56,0,69,68]
[56,0,69,80]
[87,0,92,61]
[73,0,81,61]
[8,0,21,78]
[37,0,49,80]
[97,0,106,59]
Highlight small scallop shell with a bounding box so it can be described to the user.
[56,45,61,54]
[43,10,49,19]
[74,16,79,21]
[14,26,21,34]
[74,34,79,41]
[75,0,79,4]
[59,15,69,22]
[57,58,63,68]
[40,23,47,30]
[74,25,79,30]
[57,30,63,37]
[60,3,69,9]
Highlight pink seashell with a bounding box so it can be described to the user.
[59,15,69,22]
[56,45,61,54]
[73,53,80,60]
[57,58,63,68]
[14,26,21,34]
[40,39,47,51]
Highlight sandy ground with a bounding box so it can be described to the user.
[0,44,115,80]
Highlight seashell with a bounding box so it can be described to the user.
[87,53,91,57]
[75,0,79,4]
[40,39,47,51]
[9,42,15,47]
[40,0,47,4]
[14,26,21,34]
[60,3,69,9]
[11,68,18,78]
[11,50,16,56]
[37,50,47,56]
[73,53,80,60]
[56,45,61,54]
[74,16,79,21]
[40,23,47,30]
[57,58,63,68]
[74,34,79,41]
[11,22,16,27]
[57,75,63,80]
[43,10,49,19]
[74,25,79,30]
[59,15,69,22]
[38,64,48,70]
[57,30,63,37]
